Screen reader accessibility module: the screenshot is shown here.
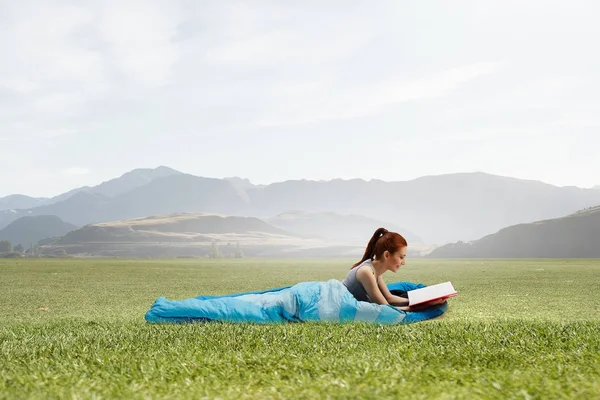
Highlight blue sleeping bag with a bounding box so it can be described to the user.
[144,280,447,325]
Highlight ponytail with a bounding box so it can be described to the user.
[352,227,389,268]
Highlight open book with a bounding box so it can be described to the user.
[407,281,458,306]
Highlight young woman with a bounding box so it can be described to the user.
[342,227,445,311]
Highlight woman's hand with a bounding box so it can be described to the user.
[397,297,448,312]
[424,298,448,306]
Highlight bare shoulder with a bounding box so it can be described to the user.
[355,264,376,281]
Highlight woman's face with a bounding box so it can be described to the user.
[385,247,407,272]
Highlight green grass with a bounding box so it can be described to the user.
[1,258,599,399]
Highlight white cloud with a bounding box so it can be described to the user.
[38,128,79,139]
[94,1,182,86]
[63,167,90,176]
[254,62,504,127]
[0,0,182,123]
[0,77,40,94]
[0,122,78,142]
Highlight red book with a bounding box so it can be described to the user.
[407,281,458,306]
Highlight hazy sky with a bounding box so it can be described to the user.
[1,0,599,197]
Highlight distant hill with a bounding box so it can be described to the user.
[13,191,111,227]
[3,169,600,244]
[56,212,287,244]
[48,166,182,203]
[0,215,77,247]
[427,205,600,258]
[0,194,47,211]
[43,213,356,258]
[267,211,422,243]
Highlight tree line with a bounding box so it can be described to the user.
[0,241,30,257]
[210,241,244,258]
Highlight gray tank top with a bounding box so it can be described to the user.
[342,259,376,302]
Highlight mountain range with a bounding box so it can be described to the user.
[0,166,181,210]
[2,166,600,246]
[428,205,600,258]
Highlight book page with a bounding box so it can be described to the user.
[407,281,458,306]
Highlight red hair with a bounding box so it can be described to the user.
[352,228,408,268]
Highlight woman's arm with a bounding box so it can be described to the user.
[377,276,409,306]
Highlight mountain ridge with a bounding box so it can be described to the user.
[2,168,600,244]
[427,205,600,258]
[0,166,183,210]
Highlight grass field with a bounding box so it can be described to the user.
[1,258,599,399]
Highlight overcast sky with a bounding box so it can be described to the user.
[1,0,598,197]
